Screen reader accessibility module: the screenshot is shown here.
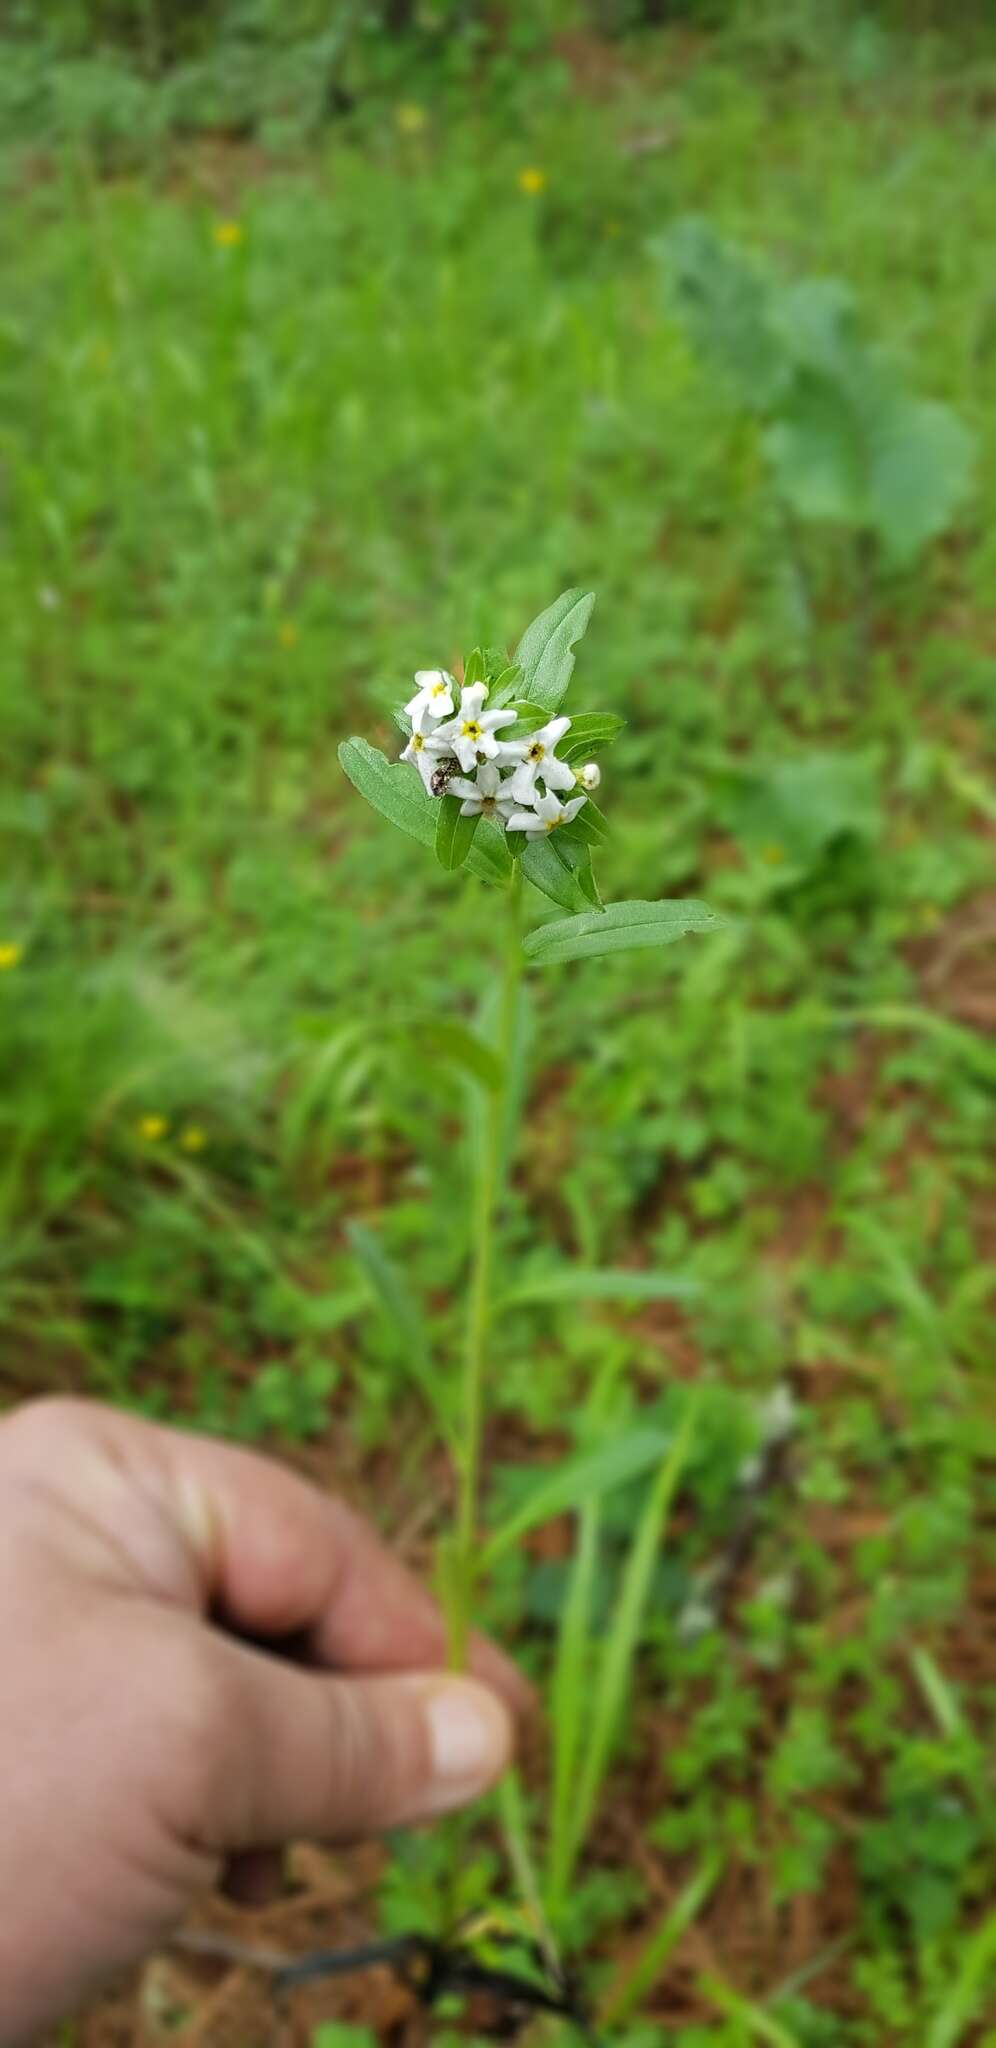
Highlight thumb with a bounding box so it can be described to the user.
[196,1638,514,1850]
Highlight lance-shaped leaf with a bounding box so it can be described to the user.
[435,791,481,871]
[519,835,592,913]
[514,588,596,715]
[557,712,626,764]
[481,1428,672,1568]
[524,897,728,966]
[339,739,511,884]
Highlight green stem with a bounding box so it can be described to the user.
[451,863,524,1664]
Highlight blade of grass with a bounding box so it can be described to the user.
[546,1498,600,1924]
[601,1850,724,2026]
[926,1908,996,2048]
[566,1393,700,1876]
[700,1976,801,2048]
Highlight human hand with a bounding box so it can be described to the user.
[0,1398,526,2043]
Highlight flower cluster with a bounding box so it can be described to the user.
[400,670,598,838]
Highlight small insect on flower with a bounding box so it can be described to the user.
[430,683,518,774]
[430,756,460,797]
[507,791,587,839]
[578,761,601,792]
[137,1114,168,1142]
[0,942,23,971]
[503,716,576,802]
[406,669,457,722]
[213,220,244,248]
[518,167,547,195]
[448,761,517,822]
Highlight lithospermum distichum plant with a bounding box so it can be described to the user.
[340,592,727,1999]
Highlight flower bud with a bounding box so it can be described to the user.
[578,761,601,791]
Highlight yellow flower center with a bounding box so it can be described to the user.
[528,741,546,763]
[431,681,448,699]
[481,795,497,815]
[413,732,425,751]
[462,720,483,741]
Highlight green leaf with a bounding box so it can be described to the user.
[481,1429,671,1568]
[515,588,595,715]
[547,1498,600,1919]
[345,1220,448,1432]
[558,713,626,764]
[553,833,603,909]
[462,646,485,689]
[435,791,481,871]
[519,836,592,912]
[339,736,436,850]
[409,1015,502,1092]
[499,1265,699,1311]
[568,1396,699,1872]
[523,898,728,966]
[340,738,511,886]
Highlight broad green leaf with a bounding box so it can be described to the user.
[339,736,436,849]
[435,791,481,871]
[558,712,626,764]
[481,1429,671,1568]
[558,797,609,846]
[867,389,974,565]
[345,1220,448,1431]
[552,833,603,909]
[340,739,511,885]
[524,898,727,966]
[499,1265,699,1310]
[515,587,595,715]
[519,836,591,913]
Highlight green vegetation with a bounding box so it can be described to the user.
[1,3,995,2040]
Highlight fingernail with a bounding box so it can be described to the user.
[425,1682,508,1809]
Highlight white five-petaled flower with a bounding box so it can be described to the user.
[507,790,588,838]
[448,761,517,821]
[503,714,575,802]
[405,668,457,721]
[431,682,517,773]
[401,701,446,791]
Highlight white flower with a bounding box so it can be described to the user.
[503,714,576,801]
[404,668,457,721]
[401,701,448,791]
[578,761,601,792]
[507,790,587,838]
[431,682,517,773]
[448,761,517,821]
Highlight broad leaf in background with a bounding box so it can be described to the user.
[715,751,880,884]
[512,587,596,715]
[524,899,727,966]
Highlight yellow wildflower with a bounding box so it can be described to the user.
[180,1126,207,1153]
[213,220,244,249]
[396,102,427,135]
[518,166,546,196]
[278,620,299,649]
[137,1114,168,1142]
[0,942,23,971]
[761,843,785,865]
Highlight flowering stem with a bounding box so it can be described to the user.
[451,861,524,1665]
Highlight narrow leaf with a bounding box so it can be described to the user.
[524,898,728,966]
[435,792,481,871]
[499,1265,699,1310]
[547,1499,600,1920]
[519,836,591,913]
[558,713,626,764]
[481,1429,671,1569]
[603,1852,724,2025]
[515,588,596,716]
[410,1015,502,1093]
[568,1397,699,1871]
[345,1220,448,1432]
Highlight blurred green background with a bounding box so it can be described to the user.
[1,3,995,2042]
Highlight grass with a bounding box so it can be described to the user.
[2,7,996,2041]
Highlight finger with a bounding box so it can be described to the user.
[200,1641,513,1850]
[155,1424,531,1714]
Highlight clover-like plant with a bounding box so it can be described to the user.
[340,591,726,1945]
